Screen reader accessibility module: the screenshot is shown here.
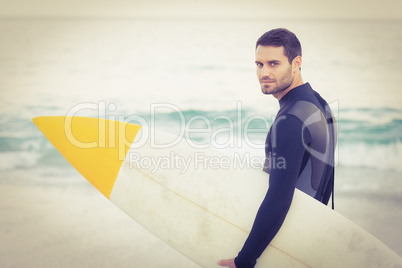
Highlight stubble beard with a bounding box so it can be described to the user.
[261,66,294,95]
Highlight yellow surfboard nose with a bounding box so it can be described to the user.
[33,116,141,199]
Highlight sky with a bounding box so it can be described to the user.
[0,0,401,20]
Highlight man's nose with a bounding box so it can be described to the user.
[260,66,271,78]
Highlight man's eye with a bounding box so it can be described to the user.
[256,63,263,67]
[271,62,278,66]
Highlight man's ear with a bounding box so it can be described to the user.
[292,56,302,72]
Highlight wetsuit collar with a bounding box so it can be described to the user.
[279,83,312,109]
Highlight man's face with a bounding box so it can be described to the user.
[255,45,294,96]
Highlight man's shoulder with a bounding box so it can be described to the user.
[287,100,322,124]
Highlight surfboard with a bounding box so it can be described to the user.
[33,116,402,267]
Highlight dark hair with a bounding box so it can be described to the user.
[256,28,302,64]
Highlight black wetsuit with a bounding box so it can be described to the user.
[235,83,337,267]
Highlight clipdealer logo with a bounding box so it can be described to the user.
[63,101,273,150]
[62,100,338,167]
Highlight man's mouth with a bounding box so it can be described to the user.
[261,79,275,84]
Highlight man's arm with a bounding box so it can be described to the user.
[220,115,307,268]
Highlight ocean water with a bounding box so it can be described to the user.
[0,18,402,260]
[0,18,401,171]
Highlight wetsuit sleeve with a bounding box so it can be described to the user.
[235,115,306,267]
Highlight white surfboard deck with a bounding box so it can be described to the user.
[33,116,402,268]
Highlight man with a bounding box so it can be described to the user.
[218,28,337,267]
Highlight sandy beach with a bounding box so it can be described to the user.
[1,165,401,268]
[333,167,402,257]
[0,167,200,268]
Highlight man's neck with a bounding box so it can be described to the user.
[273,76,304,101]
